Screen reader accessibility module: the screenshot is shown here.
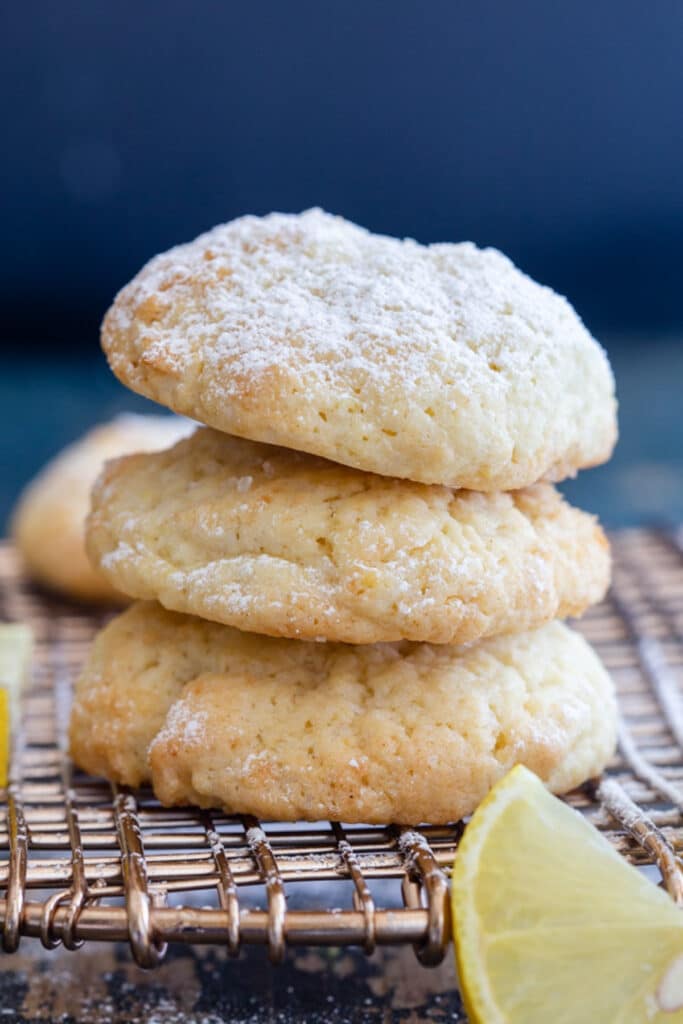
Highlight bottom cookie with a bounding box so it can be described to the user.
[69,602,616,824]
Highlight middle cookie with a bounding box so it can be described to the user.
[87,427,610,644]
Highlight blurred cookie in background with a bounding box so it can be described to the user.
[11,414,194,603]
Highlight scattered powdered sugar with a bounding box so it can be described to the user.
[101,540,143,570]
[524,553,554,596]
[198,583,254,615]
[181,714,207,743]
[238,750,269,776]
[154,701,209,750]
[397,596,436,616]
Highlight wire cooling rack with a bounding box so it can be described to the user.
[0,528,682,969]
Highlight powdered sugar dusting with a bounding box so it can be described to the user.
[154,700,209,751]
[103,208,616,490]
[87,423,609,645]
[113,208,588,395]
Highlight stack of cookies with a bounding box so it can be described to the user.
[69,210,618,824]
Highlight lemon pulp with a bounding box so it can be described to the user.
[0,624,32,787]
[451,765,683,1024]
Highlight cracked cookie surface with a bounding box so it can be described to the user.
[86,427,610,643]
[69,602,616,823]
[102,209,617,490]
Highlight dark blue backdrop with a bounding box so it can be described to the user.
[3,0,683,346]
[1,2,682,529]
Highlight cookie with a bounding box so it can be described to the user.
[11,414,194,603]
[102,209,617,490]
[86,427,610,644]
[69,602,616,824]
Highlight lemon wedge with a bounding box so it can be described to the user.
[452,765,683,1023]
[0,624,32,787]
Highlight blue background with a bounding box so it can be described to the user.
[2,1,682,526]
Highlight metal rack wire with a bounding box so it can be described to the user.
[0,529,682,969]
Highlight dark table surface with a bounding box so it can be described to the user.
[0,939,465,1023]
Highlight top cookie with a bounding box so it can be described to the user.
[102,209,617,490]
